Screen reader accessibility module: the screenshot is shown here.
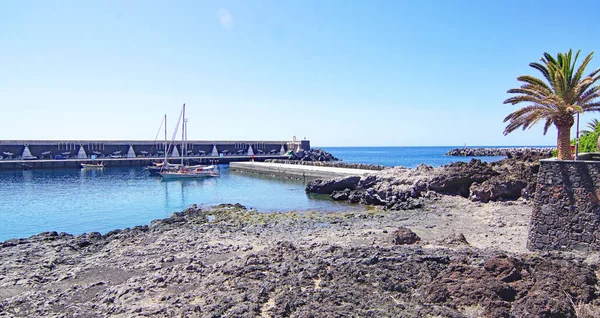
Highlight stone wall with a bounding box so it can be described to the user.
[528,159,600,250]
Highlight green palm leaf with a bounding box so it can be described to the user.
[504,49,600,160]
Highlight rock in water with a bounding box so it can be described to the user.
[392,227,420,245]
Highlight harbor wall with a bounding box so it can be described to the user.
[0,139,309,170]
[0,140,306,160]
[528,159,600,251]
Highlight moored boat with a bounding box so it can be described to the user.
[81,162,104,169]
[159,165,219,179]
[159,104,220,180]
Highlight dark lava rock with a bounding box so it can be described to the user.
[306,176,361,194]
[429,159,498,197]
[392,227,420,245]
[289,148,339,161]
[388,198,423,210]
[439,233,470,246]
[484,255,522,283]
[469,179,527,202]
[330,189,351,201]
[446,147,554,158]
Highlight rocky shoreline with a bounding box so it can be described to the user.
[1,202,599,317]
[306,151,549,209]
[4,150,600,317]
[446,147,555,157]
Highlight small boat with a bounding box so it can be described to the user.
[81,162,104,169]
[41,151,51,155]
[3,152,13,156]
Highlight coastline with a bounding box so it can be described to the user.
[2,196,599,316]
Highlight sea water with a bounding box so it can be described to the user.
[0,146,507,241]
[321,146,506,167]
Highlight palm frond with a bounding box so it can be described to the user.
[503,49,600,143]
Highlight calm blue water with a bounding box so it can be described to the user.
[0,166,349,241]
[0,146,510,241]
[321,146,506,167]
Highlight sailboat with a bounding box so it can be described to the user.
[159,104,219,180]
[147,114,182,176]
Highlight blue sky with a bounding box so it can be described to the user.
[1,1,599,147]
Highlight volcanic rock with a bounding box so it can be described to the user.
[392,227,420,245]
[305,176,361,194]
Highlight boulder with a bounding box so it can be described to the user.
[392,227,420,245]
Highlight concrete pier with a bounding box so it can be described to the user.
[230,162,374,180]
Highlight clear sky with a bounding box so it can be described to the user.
[1,0,599,147]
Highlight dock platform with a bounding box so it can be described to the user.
[230,162,374,180]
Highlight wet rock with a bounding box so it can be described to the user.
[392,227,420,245]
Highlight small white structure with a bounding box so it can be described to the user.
[77,145,87,159]
[171,146,180,158]
[247,145,254,156]
[211,145,219,156]
[22,146,34,158]
[126,145,136,158]
[280,145,286,155]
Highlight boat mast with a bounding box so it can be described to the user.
[181,103,185,166]
[164,114,167,163]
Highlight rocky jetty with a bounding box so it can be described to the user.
[1,203,599,317]
[446,147,555,158]
[307,154,543,208]
[288,148,340,161]
[266,159,385,171]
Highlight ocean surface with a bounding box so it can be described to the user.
[0,146,506,241]
[322,146,506,167]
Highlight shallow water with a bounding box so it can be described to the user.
[0,165,349,241]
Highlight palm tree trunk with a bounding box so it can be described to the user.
[555,120,573,160]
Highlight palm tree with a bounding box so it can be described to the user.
[580,118,600,135]
[503,49,600,160]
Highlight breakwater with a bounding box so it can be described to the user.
[0,139,309,170]
[445,147,554,157]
